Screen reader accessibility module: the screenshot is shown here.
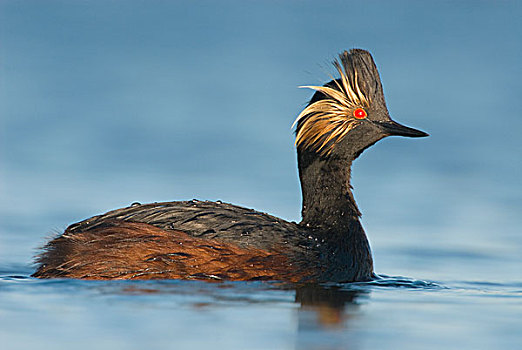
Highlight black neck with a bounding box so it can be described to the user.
[297,150,374,281]
[298,153,361,229]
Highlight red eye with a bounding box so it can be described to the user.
[353,108,367,119]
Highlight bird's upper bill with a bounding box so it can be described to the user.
[294,49,428,156]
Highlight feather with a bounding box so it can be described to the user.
[294,50,373,155]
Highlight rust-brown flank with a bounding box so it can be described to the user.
[33,221,306,281]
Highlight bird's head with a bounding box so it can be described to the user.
[294,49,428,162]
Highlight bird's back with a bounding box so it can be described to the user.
[67,200,304,249]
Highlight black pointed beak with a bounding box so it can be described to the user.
[376,120,429,138]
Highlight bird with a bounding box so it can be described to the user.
[32,49,428,282]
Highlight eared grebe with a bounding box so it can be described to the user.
[33,49,428,282]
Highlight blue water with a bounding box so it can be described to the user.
[1,1,521,349]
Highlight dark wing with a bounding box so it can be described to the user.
[65,200,307,251]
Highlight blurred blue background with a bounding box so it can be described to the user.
[1,1,521,349]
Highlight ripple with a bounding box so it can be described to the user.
[1,269,521,301]
[358,274,446,290]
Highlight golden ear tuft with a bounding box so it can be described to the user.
[294,54,371,156]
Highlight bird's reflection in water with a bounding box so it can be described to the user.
[293,284,368,350]
[112,281,367,326]
[295,284,367,329]
[105,281,367,348]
